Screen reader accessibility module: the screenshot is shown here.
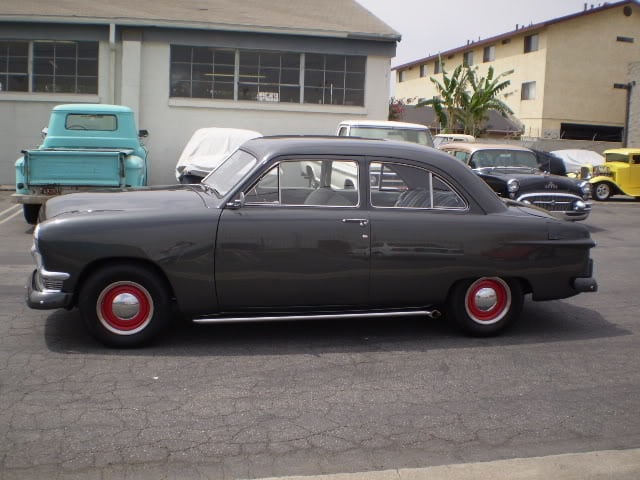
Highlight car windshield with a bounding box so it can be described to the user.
[605,153,629,163]
[349,126,433,147]
[201,149,258,197]
[471,150,538,169]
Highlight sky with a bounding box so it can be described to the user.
[356,0,599,67]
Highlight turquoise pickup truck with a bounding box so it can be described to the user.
[13,104,148,224]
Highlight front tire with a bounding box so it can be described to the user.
[79,264,171,347]
[23,204,40,225]
[593,182,612,201]
[448,277,523,336]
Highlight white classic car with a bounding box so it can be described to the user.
[175,127,262,183]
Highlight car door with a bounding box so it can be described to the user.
[367,160,470,307]
[214,157,371,311]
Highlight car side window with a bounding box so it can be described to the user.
[370,161,466,210]
[454,151,470,165]
[244,159,359,207]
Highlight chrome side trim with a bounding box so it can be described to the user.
[193,309,442,324]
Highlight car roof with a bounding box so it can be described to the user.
[52,104,133,114]
[603,148,640,155]
[439,143,533,153]
[338,120,429,130]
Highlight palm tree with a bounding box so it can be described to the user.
[417,62,513,136]
[416,62,468,133]
[460,66,514,136]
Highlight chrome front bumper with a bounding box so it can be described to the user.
[26,269,73,309]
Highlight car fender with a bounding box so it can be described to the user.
[589,176,623,195]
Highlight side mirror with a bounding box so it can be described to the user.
[138,129,149,138]
[226,191,245,209]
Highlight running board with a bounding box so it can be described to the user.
[193,309,442,324]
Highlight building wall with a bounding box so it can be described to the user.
[628,62,640,148]
[542,4,640,138]
[394,3,640,140]
[0,25,394,185]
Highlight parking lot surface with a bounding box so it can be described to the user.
[1,191,640,479]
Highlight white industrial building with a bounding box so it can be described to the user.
[0,0,398,185]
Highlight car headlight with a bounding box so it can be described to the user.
[507,178,519,195]
[578,180,591,198]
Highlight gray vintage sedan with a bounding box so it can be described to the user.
[27,137,597,347]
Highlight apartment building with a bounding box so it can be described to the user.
[0,0,398,185]
[394,1,640,141]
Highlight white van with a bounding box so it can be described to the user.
[337,120,434,147]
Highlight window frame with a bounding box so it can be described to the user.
[483,45,496,63]
[521,81,536,100]
[369,161,468,211]
[524,34,539,53]
[0,39,98,94]
[463,51,474,67]
[170,45,366,107]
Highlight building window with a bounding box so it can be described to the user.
[616,36,634,43]
[434,59,442,74]
[524,34,539,53]
[239,51,300,103]
[420,64,428,77]
[398,70,406,82]
[0,40,98,94]
[463,51,474,67]
[170,46,365,106]
[483,45,495,62]
[521,81,536,100]
[304,53,365,106]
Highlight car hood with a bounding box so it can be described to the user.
[41,185,209,220]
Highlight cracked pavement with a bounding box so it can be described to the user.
[1,193,640,479]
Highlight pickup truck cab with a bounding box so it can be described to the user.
[13,104,148,224]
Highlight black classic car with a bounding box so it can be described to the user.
[27,137,597,347]
[440,143,592,221]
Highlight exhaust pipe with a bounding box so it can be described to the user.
[425,308,442,319]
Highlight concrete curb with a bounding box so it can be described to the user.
[250,449,640,480]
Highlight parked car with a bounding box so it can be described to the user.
[551,149,605,179]
[440,143,592,221]
[175,127,262,183]
[529,148,567,176]
[433,133,475,149]
[13,104,148,224]
[27,137,597,347]
[588,148,640,201]
[337,120,434,147]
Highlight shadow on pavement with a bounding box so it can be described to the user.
[44,299,629,356]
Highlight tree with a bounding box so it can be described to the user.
[388,97,405,121]
[459,66,514,136]
[417,62,513,136]
[416,62,468,133]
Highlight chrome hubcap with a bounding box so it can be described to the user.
[111,293,140,320]
[473,287,498,312]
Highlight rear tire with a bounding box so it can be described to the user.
[23,204,40,225]
[448,277,523,336]
[79,264,171,347]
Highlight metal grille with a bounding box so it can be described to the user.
[517,193,579,213]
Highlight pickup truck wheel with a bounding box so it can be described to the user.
[448,277,523,336]
[23,204,40,225]
[79,264,171,347]
[593,182,612,201]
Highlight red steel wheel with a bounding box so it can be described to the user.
[79,264,171,347]
[448,277,523,336]
[464,277,511,325]
[97,281,154,335]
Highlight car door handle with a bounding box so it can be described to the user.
[342,218,369,227]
